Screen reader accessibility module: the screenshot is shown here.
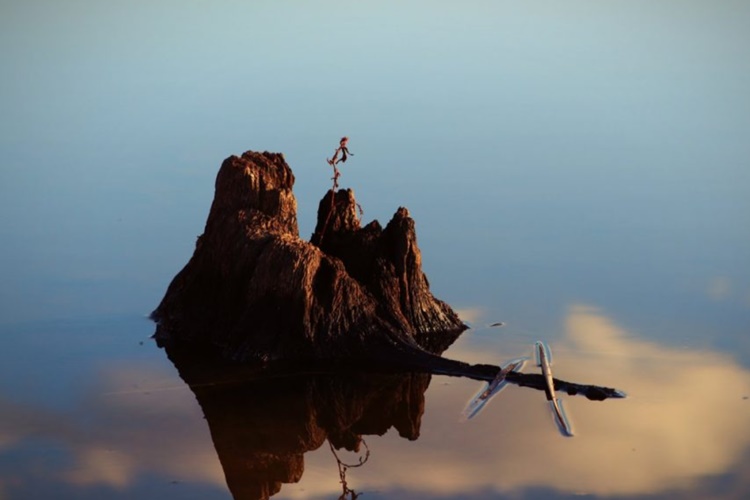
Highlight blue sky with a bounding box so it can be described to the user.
[0,0,748,329]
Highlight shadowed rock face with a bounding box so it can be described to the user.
[151,151,466,362]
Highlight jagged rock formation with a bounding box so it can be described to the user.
[152,151,466,362]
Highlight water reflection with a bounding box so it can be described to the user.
[1,304,749,499]
[157,303,750,499]
[165,346,433,500]
[0,330,228,500]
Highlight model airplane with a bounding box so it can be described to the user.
[460,356,528,421]
[535,340,574,437]
[460,340,576,437]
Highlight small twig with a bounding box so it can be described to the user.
[319,137,355,245]
[356,202,364,221]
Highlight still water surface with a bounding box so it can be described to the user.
[2,305,749,499]
[1,1,749,499]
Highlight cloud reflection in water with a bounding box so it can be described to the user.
[297,304,750,498]
[1,304,749,499]
[0,361,227,498]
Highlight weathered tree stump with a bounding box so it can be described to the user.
[151,151,625,402]
[151,151,466,363]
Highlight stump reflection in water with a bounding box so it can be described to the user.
[166,346,431,500]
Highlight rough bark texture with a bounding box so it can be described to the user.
[152,151,466,362]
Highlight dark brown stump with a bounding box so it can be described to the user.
[151,151,466,363]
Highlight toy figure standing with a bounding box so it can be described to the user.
[327,136,354,190]
[328,136,353,166]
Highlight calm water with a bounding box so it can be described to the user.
[2,1,749,499]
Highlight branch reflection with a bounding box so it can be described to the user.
[329,438,369,500]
